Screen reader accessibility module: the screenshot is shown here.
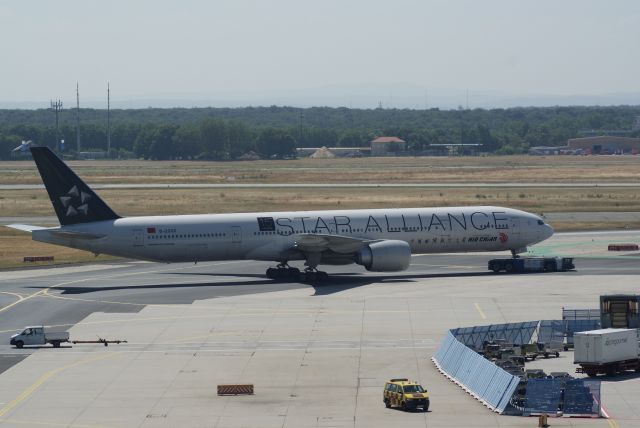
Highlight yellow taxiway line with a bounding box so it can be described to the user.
[474,302,487,320]
[0,261,242,315]
[0,353,118,419]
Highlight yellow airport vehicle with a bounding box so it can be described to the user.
[383,378,429,411]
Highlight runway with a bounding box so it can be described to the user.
[3,181,640,190]
[0,231,639,427]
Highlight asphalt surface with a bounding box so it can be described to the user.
[1,252,638,375]
[1,229,640,427]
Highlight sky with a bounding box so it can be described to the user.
[1,0,639,109]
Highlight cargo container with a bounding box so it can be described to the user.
[574,328,640,377]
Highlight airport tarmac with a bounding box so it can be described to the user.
[0,231,639,427]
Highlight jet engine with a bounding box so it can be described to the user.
[355,240,411,272]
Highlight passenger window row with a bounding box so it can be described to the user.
[148,233,226,240]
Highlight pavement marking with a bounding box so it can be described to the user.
[0,352,118,419]
[0,291,25,303]
[0,260,242,315]
[0,307,460,334]
[41,288,147,307]
[0,418,110,427]
[474,302,487,320]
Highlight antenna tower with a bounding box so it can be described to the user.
[50,100,63,153]
[107,83,111,156]
[76,82,81,153]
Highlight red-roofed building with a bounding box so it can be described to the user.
[370,136,406,156]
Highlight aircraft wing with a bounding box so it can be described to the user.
[294,233,378,254]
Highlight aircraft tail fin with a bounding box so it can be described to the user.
[29,147,120,226]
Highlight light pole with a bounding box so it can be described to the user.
[50,100,63,153]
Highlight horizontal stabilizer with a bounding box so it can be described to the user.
[5,224,50,232]
[49,230,106,240]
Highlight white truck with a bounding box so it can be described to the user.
[10,326,70,348]
[574,328,640,377]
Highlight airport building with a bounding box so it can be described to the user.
[567,136,640,154]
[369,136,406,156]
[530,135,640,155]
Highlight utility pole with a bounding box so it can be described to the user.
[50,100,63,153]
[76,82,81,153]
[107,82,111,157]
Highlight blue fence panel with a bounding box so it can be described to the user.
[538,320,565,343]
[562,309,600,321]
[434,331,455,362]
[481,365,518,409]
[433,331,520,413]
[452,322,538,350]
[497,376,522,412]
[564,379,601,416]
[435,322,602,417]
[524,379,563,414]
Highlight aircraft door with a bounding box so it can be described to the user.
[231,226,242,244]
[132,229,144,247]
[508,216,521,241]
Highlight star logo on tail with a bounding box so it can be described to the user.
[59,185,92,217]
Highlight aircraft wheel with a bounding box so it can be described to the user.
[288,267,301,279]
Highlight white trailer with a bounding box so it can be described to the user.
[488,257,574,273]
[10,326,70,348]
[574,328,640,376]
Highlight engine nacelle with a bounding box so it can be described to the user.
[355,240,411,272]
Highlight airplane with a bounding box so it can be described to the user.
[11,140,32,152]
[7,146,554,281]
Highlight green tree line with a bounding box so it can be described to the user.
[1,105,639,160]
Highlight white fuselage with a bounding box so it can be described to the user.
[33,206,553,267]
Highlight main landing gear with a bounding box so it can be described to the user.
[300,268,329,282]
[265,263,328,282]
[266,263,300,280]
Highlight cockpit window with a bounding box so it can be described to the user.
[402,385,425,393]
[537,220,544,225]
